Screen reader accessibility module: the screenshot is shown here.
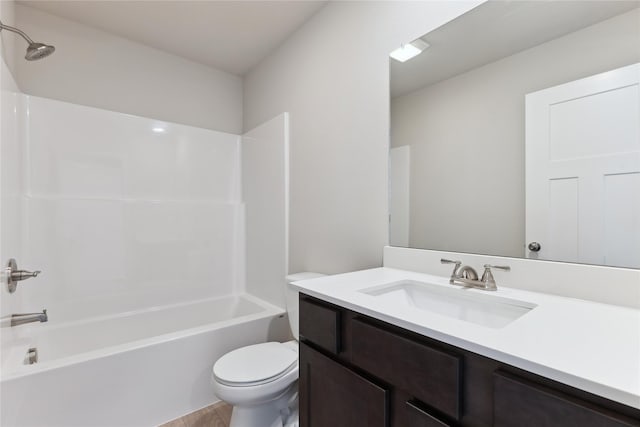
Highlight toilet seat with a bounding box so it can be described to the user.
[213,342,298,387]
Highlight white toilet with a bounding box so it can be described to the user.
[211,272,324,427]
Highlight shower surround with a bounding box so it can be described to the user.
[0,92,290,425]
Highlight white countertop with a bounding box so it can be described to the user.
[292,267,640,409]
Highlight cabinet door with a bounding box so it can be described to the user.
[351,318,462,420]
[494,371,640,427]
[405,400,452,427]
[299,342,388,427]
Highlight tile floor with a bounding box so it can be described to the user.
[160,402,231,427]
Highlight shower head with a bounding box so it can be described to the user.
[25,42,55,61]
[0,20,55,61]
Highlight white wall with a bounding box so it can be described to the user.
[13,4,243,134]
[243,1,482,275]
[19,95,243,321]
[391,9,640,257]
[242,113,289,308]
[0,0,17,83]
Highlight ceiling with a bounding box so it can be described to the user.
[18,0,327,76]
[391,0,640,98]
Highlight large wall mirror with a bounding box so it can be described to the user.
[389,0,640,268]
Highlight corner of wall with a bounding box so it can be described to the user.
[12,3,242,133]
[242,113,290,308]
[0,0,20,92]
[243,1,483,276]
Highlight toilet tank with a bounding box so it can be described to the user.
[285,272,325,340]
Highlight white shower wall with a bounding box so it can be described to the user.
[1,64,26,359]
[17,96,244,321]
[243,113,289,308]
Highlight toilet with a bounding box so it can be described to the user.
[211,272,325,427]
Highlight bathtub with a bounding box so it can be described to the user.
[0,294,289,427]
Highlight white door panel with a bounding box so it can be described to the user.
[549,84,638,161]
[389,146,410,247]
[526,63,640,267]
[604,172,640,268]
[547,178,579,263]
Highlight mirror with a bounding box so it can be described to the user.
[389,0,640,268]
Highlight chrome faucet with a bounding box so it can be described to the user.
[441,259,510,291]
[11,309,48,327]
[441,259,478,282]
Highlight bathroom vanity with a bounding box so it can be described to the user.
[293,269,640,427]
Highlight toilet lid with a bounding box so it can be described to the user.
[213,342,297,386]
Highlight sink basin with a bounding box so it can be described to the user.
[360,280,536,328]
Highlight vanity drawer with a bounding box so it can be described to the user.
[299,296,341,354]
[351,318,462,420]
[494,371,640,427]
[405,400,452,427]
[300,342,389,427]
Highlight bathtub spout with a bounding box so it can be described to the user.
[11,309,48,327]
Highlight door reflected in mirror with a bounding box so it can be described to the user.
[389,0,640,268]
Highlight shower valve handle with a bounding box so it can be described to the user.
[5,259,42,293]
[11,270,41,281]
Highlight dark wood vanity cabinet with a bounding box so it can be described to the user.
[298,294,640,427]
[299,342,388,427]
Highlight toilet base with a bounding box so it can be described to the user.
[229,383,298,427]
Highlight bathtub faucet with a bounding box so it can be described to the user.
[11,309,48,327]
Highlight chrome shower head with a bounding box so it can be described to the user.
[0,20,55,61]
[25,42,55,61]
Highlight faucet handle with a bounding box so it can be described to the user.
[483,264,510,271]
[441,259,463,284]
[480,264,510,291]
[5,259,42,293]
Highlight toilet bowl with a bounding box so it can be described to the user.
[211,273,325,427]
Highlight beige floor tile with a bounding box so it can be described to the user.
[181,405,227,427]
[158,402,232,427]
[213,403,232,426]
[159,417,186,427]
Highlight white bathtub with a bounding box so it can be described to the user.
[0,294,289,427]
